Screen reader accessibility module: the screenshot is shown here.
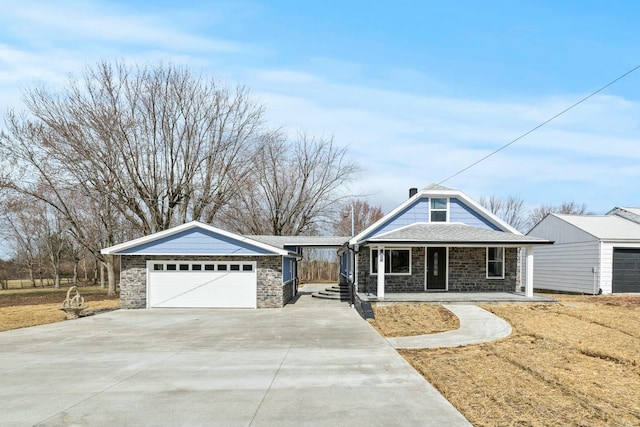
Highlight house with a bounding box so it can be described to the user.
[101,221,348,309]
[339,184,552,298]
[101,184,553,310]
[527,208,640,294]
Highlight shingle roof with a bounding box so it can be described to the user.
[365,223,551,245]
[248,235,349,248]
[421,183,456,191]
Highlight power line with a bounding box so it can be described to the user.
[439,64,640,185]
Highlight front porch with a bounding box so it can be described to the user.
[354,245,539,297]
[356,290,556,305]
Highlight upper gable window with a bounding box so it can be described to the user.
[430,198,448,222]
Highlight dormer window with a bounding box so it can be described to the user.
[430,198,448,222]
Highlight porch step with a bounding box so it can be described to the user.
[325,286,349,294]
[312,283,351,301]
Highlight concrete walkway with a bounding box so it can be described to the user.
[359,291,556,304]
[0,285,471,427]
[386,304,512,349]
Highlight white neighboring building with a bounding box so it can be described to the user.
[527,208,640,294]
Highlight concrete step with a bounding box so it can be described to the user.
[310,283,351,301]
[312,292,350,300]
[324,287,349,294]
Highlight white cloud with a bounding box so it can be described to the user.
[248,69,640,214]
[2,1,246,54]
[0,1,638,218]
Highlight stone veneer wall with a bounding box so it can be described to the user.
[119,255,287,309]
[448,247,518,292]
[356,247,425,293]
[356,246,518,294]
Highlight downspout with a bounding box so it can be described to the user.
[597,240,603,295]
[339,242,359,308]
[348,244,359,307]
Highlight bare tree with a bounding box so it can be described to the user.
[222,132,360,235]
[0,196,45,287]
[0,61,268,294]
[40,207,66,289]
[334,199,384,236]
[527,201,591,230]
[479,195,527,232]
[65,230,85,287]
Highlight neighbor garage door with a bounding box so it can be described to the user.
[612,249,640,293]
[147,261,257,308]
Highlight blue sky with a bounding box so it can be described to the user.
[1,0,639,219]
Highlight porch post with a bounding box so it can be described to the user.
[525,245,534,298]
[377,247,385,298]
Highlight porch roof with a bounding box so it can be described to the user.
[248,235,350,249]
[363,223,552,246]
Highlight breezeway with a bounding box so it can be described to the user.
[0,286,470,427]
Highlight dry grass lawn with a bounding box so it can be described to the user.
[369,295,640,427]
[0,285,120,332]
[0,300,121,332]
[368,304,459,336]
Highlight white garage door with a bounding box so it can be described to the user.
[147,261,257,308]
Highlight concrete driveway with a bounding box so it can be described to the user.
[0,286,470,427]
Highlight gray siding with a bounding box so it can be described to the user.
[531,241,600,294]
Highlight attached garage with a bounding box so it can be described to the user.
[101,221,300,309]
[147,261,257,308]
[612,249,640,293]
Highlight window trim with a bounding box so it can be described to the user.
[486,247,505,279]
[429,197,449,222]
[370,248,412,275]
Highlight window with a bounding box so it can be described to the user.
[487,247,504,278]
[430,198,448,222]
[150,262,255,273]
[371,249,411,274]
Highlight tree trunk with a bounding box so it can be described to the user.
[100,262,105,289]
[53,269,61,289]
[28,265,35,288]
[73,262,78,287]
[83,258,88,281]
